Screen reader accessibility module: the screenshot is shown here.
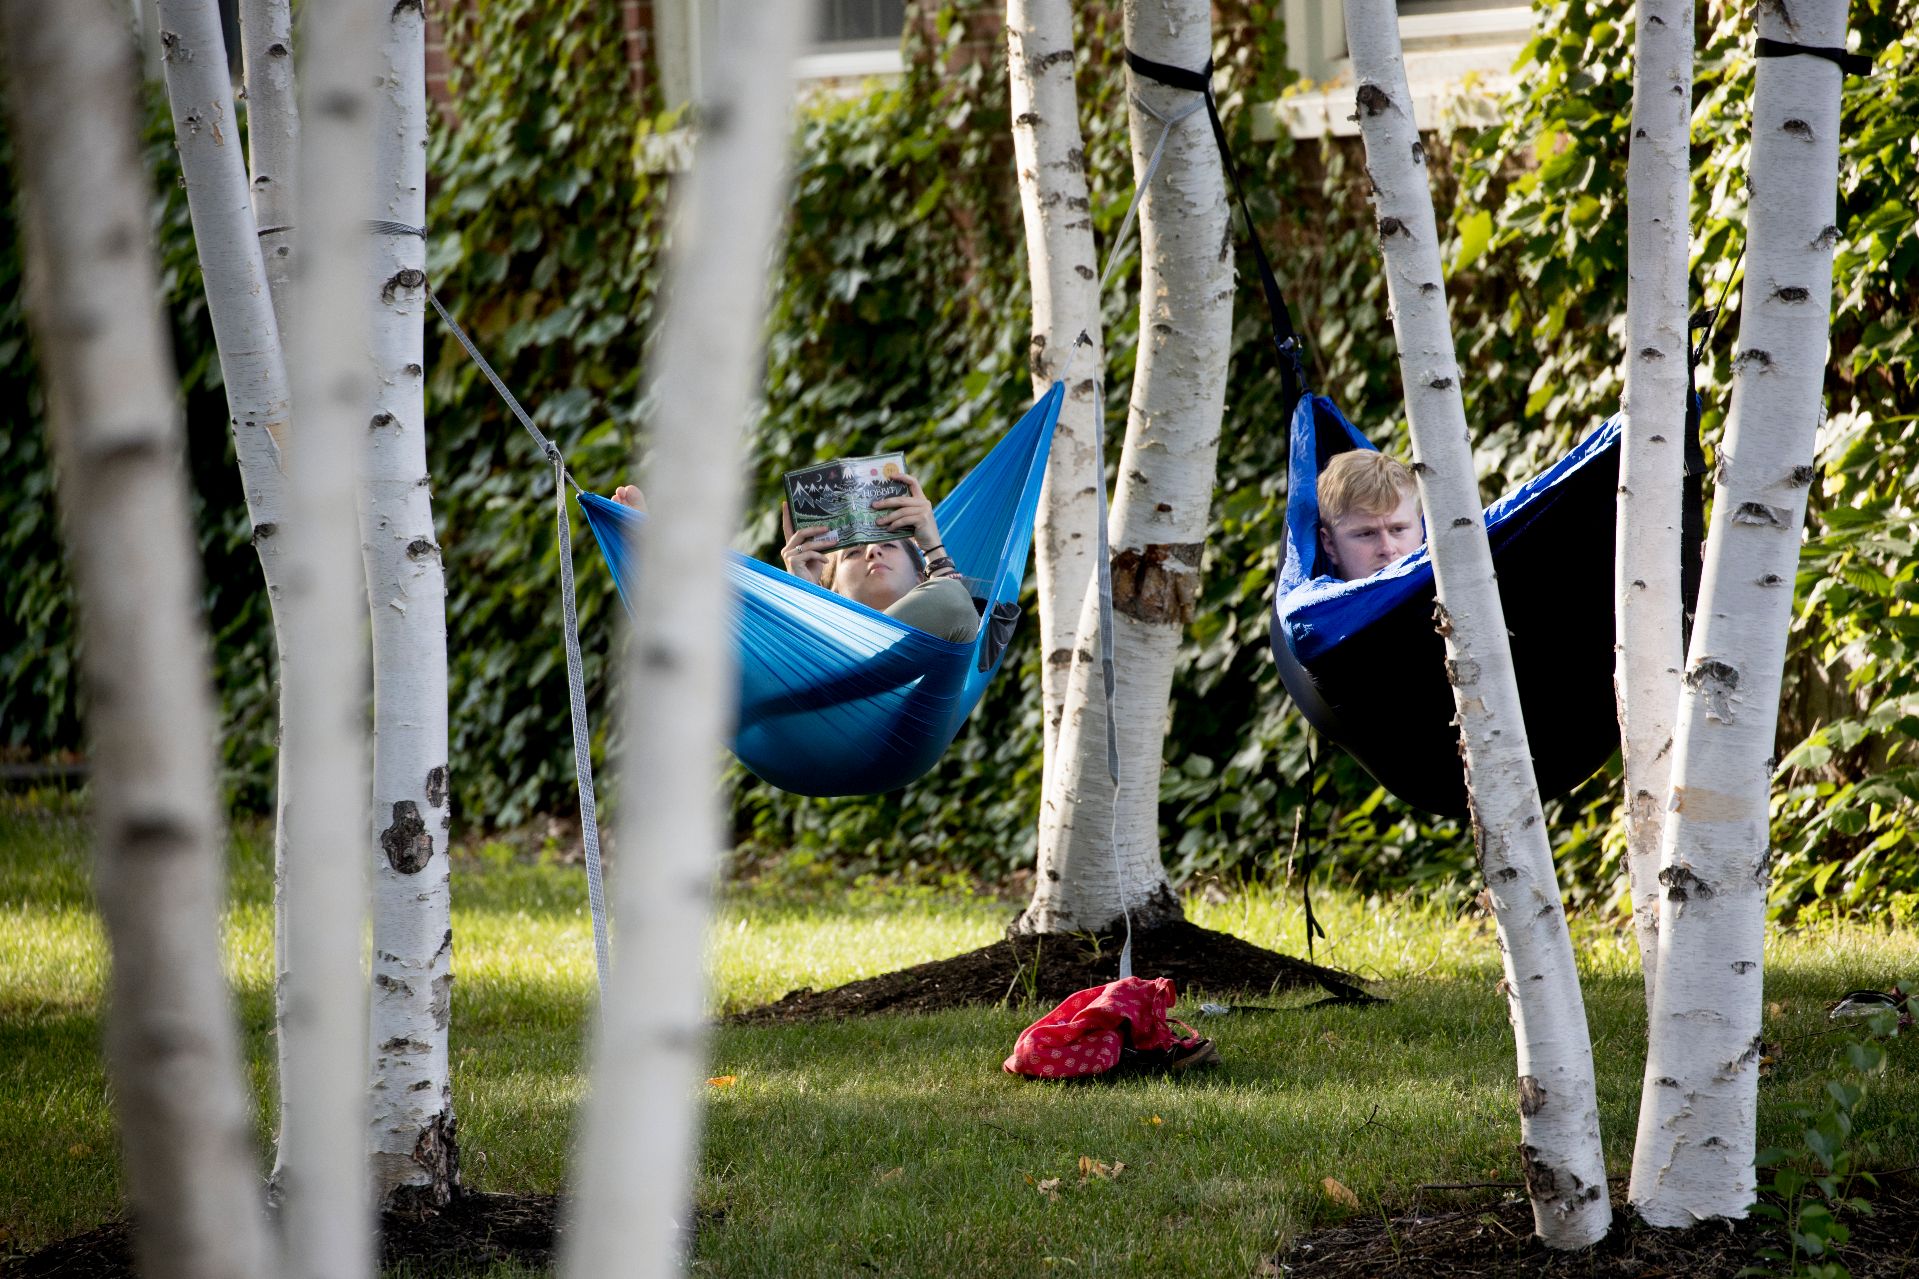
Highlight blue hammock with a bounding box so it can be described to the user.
[579,382,1065,798]
[1269,393,1639,818]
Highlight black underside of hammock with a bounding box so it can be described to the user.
[1271,396,1705,819]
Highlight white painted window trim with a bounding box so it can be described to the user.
[1261,0,1532,139]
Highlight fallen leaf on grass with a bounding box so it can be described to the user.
[877,1166,903,1183]
[1254,1259,1284,1277]
[1144,1113,1163,1127]
[706,1075,738,1088]
[1036,1177,1062,1199]
[1322,1176,1360,1209]
[1077,1155,1124,1182]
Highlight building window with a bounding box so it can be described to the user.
[799,0,907,85]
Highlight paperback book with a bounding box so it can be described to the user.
[783,453,913,550]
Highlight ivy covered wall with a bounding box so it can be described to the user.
[2,0,1914,920]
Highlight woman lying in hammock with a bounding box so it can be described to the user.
[611,475,980,644]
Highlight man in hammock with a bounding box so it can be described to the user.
[1318,451,1425,581]
[611,476,980,643]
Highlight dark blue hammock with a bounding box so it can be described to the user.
[1270,393,1658,818]
[579,382,1064,797]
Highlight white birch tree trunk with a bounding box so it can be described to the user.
[560,7,805,1277]
[1007,0,1104,784]
[280,0,379,1273]
[1628,0,1848,1226]
[151,0,306,1190]
[3,7,276,1276]
[239,0,298,342]
[1616,0,1694,1012]
[1015,0,1228,937]
[1343,0,1610,1248]
[362,0,458,1207]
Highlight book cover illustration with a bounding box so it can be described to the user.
[783,452,913,550]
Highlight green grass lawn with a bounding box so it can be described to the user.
[3,797,1915,1275]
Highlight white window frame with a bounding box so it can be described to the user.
[1255,0,1533,140]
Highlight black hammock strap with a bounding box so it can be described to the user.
[1754,36,1873,76]
[1123,47,1307,411]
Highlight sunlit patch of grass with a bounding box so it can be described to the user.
[4,809,1916,1276]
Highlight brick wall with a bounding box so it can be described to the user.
[423,0,657,116]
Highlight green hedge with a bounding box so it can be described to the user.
[3,1,1914,921]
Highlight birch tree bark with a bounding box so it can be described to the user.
[151,0,306,1189]
[1628,0,1849,1226]
[560,7,806,1277]
[279,0,379,1273]
[1343,0,1610,1248]
[239,0,298,340]
[1007,0,1104,784]
[362,0,458,1207]
[1015,0,1228,937]
[2,3,275,1275]
[1615,0,1694,1012]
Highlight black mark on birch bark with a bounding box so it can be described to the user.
[1518,1145,1558,1197]
[374,972,413,996]
[1410,139,1426,165]
[1517,1076,1547,1117]
[1781,118,1813,139]
[430,973,453,1029]
[1111,543,1203,624]
[382,268,427,302]
[1034,49,1073,71]
[1640,346,1665,361]
[1429,376,1454,389]
[371,411,397,430]
[1790,464,1815,486]
[1014,111,1042,128]
[252,522,279,544]
[1731,501,1789,528]
[381,801,434,873]
[1450,516,1472,527]
[1377,216,1407,240]
[1660,864,1715,902]
[1686,657,1740,722]
[407,538,440,562]
[425,764,449,808]
[1734,349,1773,372]
[1355,83,1393,117]
[1773,285,1810,302]
[380,1036,431,1054]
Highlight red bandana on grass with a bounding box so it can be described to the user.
[1002,976,1180,1078]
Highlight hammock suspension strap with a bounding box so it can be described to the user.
[371,218,612,997]
[1122,49,1308,410]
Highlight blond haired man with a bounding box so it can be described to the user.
[1318,450,1424,581]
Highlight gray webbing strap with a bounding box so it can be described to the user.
[374,219,611,997]
[1061,91,1202,982]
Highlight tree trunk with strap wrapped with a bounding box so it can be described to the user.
[1016,0,1231,939]
[1343,0,1610,1249]
[363,0,459,1208]
[1629,0,1853,1226]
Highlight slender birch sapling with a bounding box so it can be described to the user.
[239,0,298,340]
[2,3,275,1274]
[362,0,459,1206]
[1008,0,1105,785]
[280,0,379,1273]
[152,0,306,1185]
[1342,0,1610,1248]
[1628,0,1851,1227]
[1017,0,1229,937]
[1616,0,1695,1011]
[560,8,807,1277]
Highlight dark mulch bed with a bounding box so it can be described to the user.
[1276,1178,1919,1278]
[724,918,1368,1025]
[2,1192,561,1278]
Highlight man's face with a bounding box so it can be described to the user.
[1320,492,1423,581]
[832,539,919,610]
